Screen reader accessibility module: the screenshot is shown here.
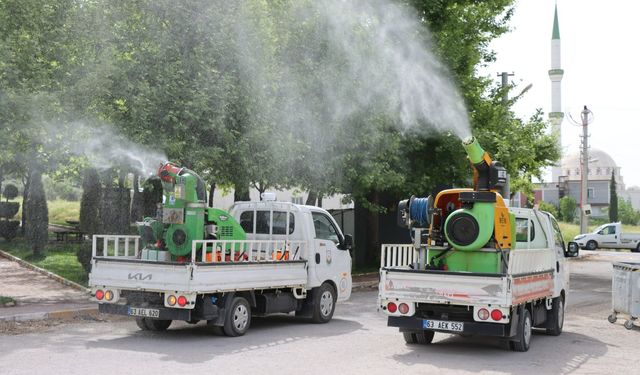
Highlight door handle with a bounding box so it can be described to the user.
[315,253,321,264]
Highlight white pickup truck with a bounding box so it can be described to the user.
[573,222,640,252]
[89,201,352,336]
[379,208,579,351]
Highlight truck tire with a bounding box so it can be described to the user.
[510,309,532,352]
[223,296,251,337]
[546,296,564,336]
[586,240,597,251]
[633,243,640,253]
[403,330,434,345]
[136,318,172,331]
[311,283,336,323]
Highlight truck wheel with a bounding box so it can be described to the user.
[137,318,172,331]
[586,240,597,251]
[511,309,532,352]
[402,330,434,345]
[608,314,617,324]
[223,296,251,337]
[633,243,640,253]
[546,296,564,336]
[624,320,635,330]
[311,283,336,323]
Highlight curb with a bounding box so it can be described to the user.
[0,249,90,293]
[352,280,378,290]
[0,307,99,323]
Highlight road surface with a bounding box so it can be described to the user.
[0,251,638,374]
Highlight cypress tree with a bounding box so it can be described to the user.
[609,171,618,222]
[79,168,102,236]
[25,169,48,257]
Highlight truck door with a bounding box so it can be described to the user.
[550,217,569,294]
[311,211,352,301]
[598,225,618,248]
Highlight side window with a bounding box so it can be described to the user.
[312,212,340,244]
[272,211,295,235]
[606,226,616,235]
[515,218,535,242]
[240,211,253,233]
[240,210,295,235]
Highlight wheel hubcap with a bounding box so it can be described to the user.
[233,304,249,330]
[320,291,333,317]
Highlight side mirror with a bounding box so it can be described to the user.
[565,242,580,258]
[339,234,353,251]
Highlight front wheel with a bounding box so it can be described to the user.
[546,296,565,336]
[586,240,598,251]
[311,283,336,323]
[632,243,640,253]
[511,309,532,352]
[223,296,251,337]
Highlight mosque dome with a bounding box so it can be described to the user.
[561,148,622,182]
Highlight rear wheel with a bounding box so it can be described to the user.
[136,318,171,331]
[546,296,565,336]
[223,296,251,337]
[402,330,434,345]
[135,318,149,331]
[311,283,336,323]
[511,309,532,352]
[633,243,640,253]
[586,240,597,251]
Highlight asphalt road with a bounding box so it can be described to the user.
[1,251,638,375]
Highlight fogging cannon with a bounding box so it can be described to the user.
[397,136,515,273]
[137,162,246,260]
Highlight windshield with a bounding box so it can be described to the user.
[593,224,607,234]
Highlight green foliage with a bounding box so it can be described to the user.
[24,169,48,256]
[79,168,101,235]
[619,198,640,225]
[559,196,577,223]
[609,172,618,223]
[76,243,93,274]
[3,184,19,200]
[538,201,558,218]
[142,177,163,217]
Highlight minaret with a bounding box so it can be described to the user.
[549,4,564,182]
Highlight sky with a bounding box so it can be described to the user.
[482,0,640,188]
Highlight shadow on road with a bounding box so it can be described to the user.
[392,329,609,374]
[84,315,362,363]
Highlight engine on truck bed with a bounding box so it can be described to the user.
[137,162,246,261]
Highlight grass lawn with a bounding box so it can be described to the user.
[0,237,87,287]
[0,296,16,305]
[12,199,80,226]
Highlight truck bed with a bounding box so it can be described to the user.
[89,235,309,293]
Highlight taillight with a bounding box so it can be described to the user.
[167,295,177,306]
[477,308,489,320]
[104,290,114,301]
[95,289,104,300]
[491,309,503,321]
[398,303,410,314]
[178,296,188,307]
[387,302,397,313]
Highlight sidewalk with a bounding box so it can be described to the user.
[0,256,95,322]
[0,254,377,323]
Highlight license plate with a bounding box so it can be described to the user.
[128,307,160,318]
[423,319,464,332]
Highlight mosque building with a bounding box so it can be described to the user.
[531,5,640,218]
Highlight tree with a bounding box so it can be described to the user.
[24,169,48,257]
[0,184,20,241]
[79,168,102,236]
[609,171,618,223]
[559,196,577,223]
[618,199,640,225]
[538,201,558,219]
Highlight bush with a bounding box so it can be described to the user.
[619,199,640,225]
[25,170,49,257]
[3,184,18,200]
[538,201,558,218]
[0,202,19,218]
[0,221,20,241]
[559,196,577,223]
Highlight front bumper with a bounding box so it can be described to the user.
[388,316,512,337]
